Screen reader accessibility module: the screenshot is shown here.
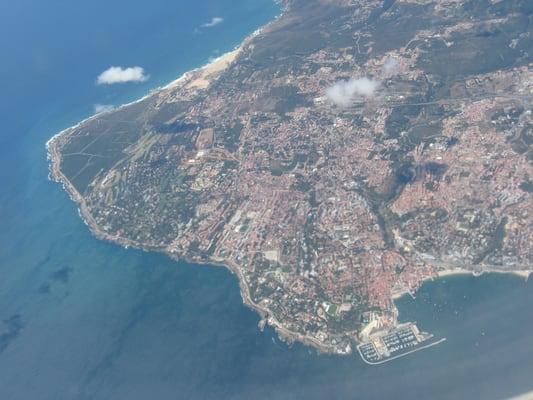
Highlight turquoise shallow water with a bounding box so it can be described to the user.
[0,1,532,399]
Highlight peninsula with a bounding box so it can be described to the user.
[48,0,532,356]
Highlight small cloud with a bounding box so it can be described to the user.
[383,57,399,75]
[201,17,224,28]
[326,77,380,107]
[96,66,149,85]
[93,104,114,114]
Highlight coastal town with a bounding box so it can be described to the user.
[48,0,532,355]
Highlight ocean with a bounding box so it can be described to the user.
[0,1,532,399]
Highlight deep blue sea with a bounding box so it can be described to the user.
[1,1,532,399]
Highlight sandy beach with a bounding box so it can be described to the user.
[186,48,242,89]
[437,268,531,280]
[390,267,531,304]
[46,17,277,155]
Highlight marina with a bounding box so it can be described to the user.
[357,323,446,365]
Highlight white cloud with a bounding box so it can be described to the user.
[326,77,380,107]
[201,17,224,28]
[96,66,149,85]
[383,57,399,75]
[94,104,114,114]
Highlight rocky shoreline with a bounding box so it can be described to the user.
[46,129,533,357]
[47,131,344,355]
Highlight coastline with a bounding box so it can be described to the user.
[48,132,340,354]
[391,267,531,304]
[47,127,346,355]
[45,0,531,357]
[44,4,343,356]
[45,9,282,157]
[436,268,531,280]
